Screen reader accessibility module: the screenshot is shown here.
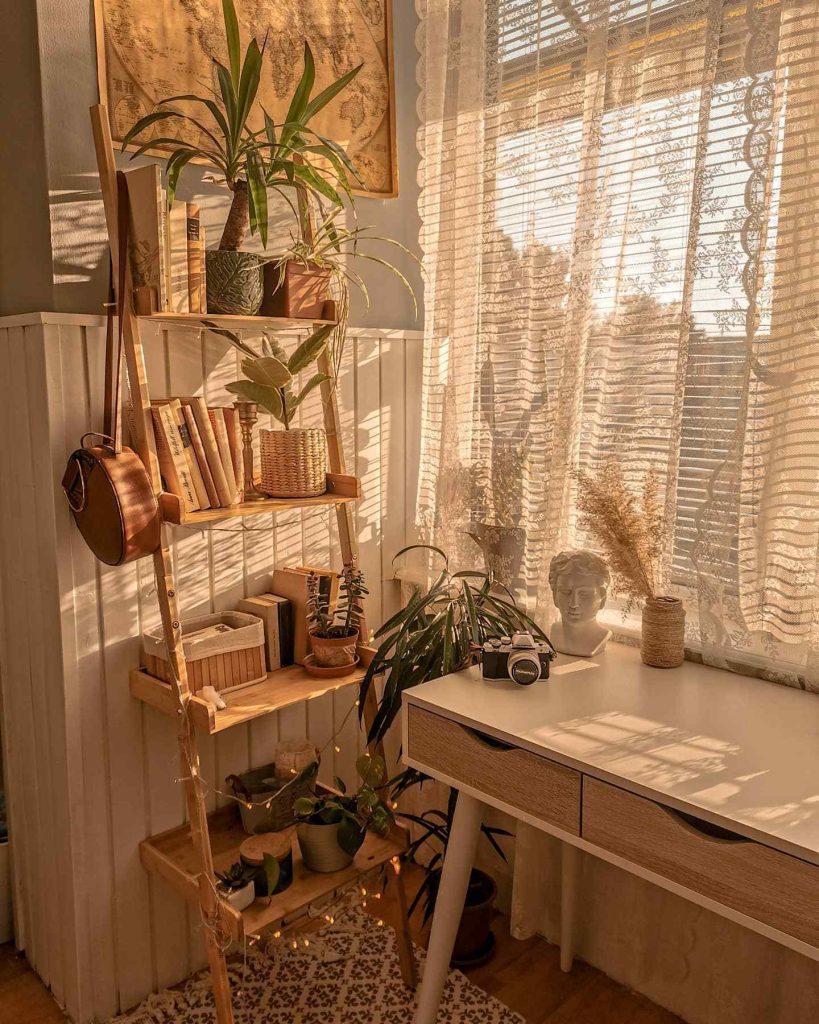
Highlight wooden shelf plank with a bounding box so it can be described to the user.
[139,805,403,941]
[160,473,361,524]
[140,313,337,331]
[130,662,367,735]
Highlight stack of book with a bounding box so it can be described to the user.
[151,398,245,511]
[122,164,206,315]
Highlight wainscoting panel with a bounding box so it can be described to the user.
[0,313,423,1023]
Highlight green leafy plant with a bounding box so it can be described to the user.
[215,860,255,893]
[224,325,333,429]
[359,545,549,747]
[121,0,362,249]
[307,563,369,639]
[294,754,393,856]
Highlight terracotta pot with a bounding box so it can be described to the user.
[428,867,497,964]
[297,821,355,873]
[205,250,264,315]
[309,628,359,668]
[261,260,332,319]
[641,596,686,668]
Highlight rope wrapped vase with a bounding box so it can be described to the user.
[260,428,327,497]
[641,596,685,668]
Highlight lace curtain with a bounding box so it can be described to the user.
[416,0,819,689]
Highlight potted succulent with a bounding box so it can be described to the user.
[306,563,368,672]
[225,328,333,496]
[215,861,256,912]
[294,754,393,873]
[122,0,362,315]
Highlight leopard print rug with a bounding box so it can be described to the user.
[113,904,523,1023]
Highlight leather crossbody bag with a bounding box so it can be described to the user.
[61,172,161,566]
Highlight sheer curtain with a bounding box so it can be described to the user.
[416,0,819,688]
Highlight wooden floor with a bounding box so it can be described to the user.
[1,864,683,1023]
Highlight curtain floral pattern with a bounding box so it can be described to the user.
[416,0,819,689]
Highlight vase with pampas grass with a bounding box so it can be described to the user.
[574,460,685,668]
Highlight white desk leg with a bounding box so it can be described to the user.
[413,792,485,1024]
[560,842,579,973]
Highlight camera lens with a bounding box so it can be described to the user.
[507,650,541,685]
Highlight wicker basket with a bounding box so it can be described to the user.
[229,759,318,834]
[142,611,266,695]
[641,596,686,668]
[260,428,327,497]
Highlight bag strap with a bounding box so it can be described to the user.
[103,172,130,452]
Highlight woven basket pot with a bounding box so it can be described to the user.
[641,596,685,668]
[205,250,264,315]
[309,628,359,668]
[260,428,327,497]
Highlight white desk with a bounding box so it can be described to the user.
[402,643,819,1024]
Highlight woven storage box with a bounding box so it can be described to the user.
[142,611,266,695]
[260,428,327,498]
[230,759,319,834]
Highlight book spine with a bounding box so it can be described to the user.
[201,225,208,311]
[209,408,241,505]
[190,398,231,507]
[181,403,220,507]
[158,185,169,311]
[222,406,243,494]
[277,600,294,667]
[169,205,190,313]
[171,399,209,509]
[186,203,203,313]
[155,403,198,511]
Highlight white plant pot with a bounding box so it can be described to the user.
[0,841,12,943]
[219,879,255,912]
[297,822,354,873]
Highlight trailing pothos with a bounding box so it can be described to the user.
[358,544,548,748]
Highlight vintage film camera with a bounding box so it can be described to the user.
[481,632,555,685]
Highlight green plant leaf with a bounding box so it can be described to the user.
[282,43,315,142]
[290,372,330,413]
[246,151,268,246]
[304,63,363,120]
[121,109,182,149]
[293,163,341,207]
[337,817,365,857]
[236,38,263,143]
[214,60,238,134]
[165,149,197,206]
[263,852,280,894]
[241,356,291,388]
[333,775,347,795]
[356,753,385,788]
[222,0,242,91]
[293,796,316,817]
[225,379,284,419]
[287,324,334,375]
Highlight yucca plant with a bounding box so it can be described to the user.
[121,0,361,250]
[358,545,549,747]
[225,325,333,429]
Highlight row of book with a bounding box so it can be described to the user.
[122,163,206,315]
[151,398,243,512]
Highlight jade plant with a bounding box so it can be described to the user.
[307,563,368,640]
[293,753,393,856]
[225,326,333,429]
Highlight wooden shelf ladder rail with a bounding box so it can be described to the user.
[90,104,415,1023]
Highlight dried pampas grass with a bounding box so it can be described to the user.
[574,459,667,612]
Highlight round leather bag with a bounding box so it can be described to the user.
[62,435,161,566]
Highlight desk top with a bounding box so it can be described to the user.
[404,642,819,864]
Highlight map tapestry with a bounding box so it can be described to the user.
[94,0,397,197]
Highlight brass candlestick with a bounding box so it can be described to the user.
[233,401,268,502]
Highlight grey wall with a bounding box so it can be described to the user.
[0,1,422,329]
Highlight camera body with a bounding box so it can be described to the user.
[481,632,555,686]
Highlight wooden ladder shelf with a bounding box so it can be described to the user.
[90,104,416,1023]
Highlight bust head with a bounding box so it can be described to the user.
[548,550,611,656]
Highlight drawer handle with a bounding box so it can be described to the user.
[462,725,516,751]
[664,806,749,844]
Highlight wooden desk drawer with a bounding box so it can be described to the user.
[406,705,580,835]
[583,777,819,947]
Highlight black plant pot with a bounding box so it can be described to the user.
[428,867,497,966]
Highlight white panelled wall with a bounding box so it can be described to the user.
[0,313,423,1023]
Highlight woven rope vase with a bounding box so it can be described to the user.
[260,428,327,498]
[641,596,685,668]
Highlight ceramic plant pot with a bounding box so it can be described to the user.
[260,428,327,497]
[309,628,359,668]
[297,821,355,873]
[206,250,264,315]
[641,596,686,668]
[219,879,255,912]
[429,867,497,966]
[467,521,526,586]
[261,260,332,319]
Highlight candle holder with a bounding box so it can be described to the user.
[233,401,269,502]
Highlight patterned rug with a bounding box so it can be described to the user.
[113,904,523,1023]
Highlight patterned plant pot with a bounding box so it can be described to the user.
[260,428,327,497]
[641,596,686,668]
[466,521,526,586]
[206,250,264,316]
[297,821,355,873]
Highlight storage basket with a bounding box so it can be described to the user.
[228,759,318,834]
[260,428,327,498]
[142,611,266,695]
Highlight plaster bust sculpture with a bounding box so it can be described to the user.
[549,549,611,657]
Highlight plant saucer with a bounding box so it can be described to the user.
[303,654,361,679]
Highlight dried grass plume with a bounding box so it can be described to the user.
[574,459,667,612]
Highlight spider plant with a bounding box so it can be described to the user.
[121,0,361,250]
[358,544,549,747]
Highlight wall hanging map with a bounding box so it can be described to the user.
[94,0,397,197]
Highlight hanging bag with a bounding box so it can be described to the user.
[61,172,161,566]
